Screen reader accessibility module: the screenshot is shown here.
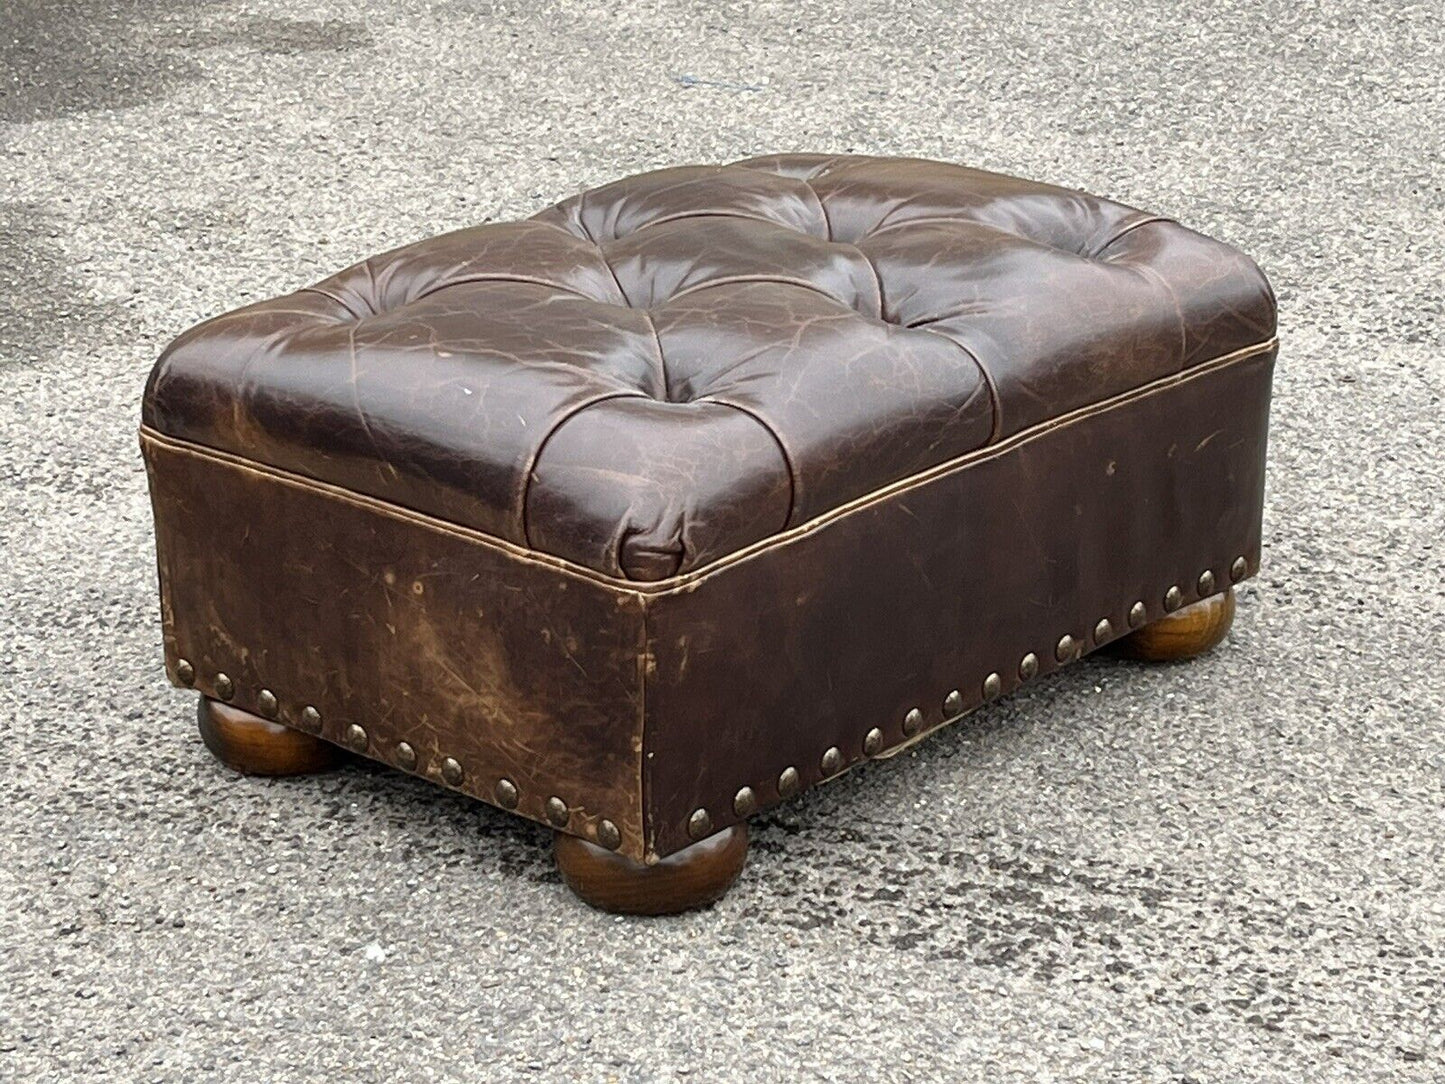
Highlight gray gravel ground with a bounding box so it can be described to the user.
[1,1,1442,1080]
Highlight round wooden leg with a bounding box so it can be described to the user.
[555,825,749,915]
[197,696,346,776]
[1114,588,1236,662]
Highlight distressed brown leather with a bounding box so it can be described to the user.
[141,155,1276,861]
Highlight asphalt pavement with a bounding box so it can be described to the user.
[1,2,1442,1080]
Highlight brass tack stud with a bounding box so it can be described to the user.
[778,766,800,798]
[344,723,368,752]
[495,778,519,809]
[441,757,463,786]
[1128,601,1147,628]
[175,659,195,686]
[300,705,322,733]
[902,708,924,737]
[1164,585,1184,611]
[982,672,1002,700]
[395,741,417,771]
[214,673,235,701]
[1231,556,1248,582]
[1055,635,1078,663]
[687,807,713,841]
[596,819,621,851]
[1198,569,1216,596]
[820,746,844,776]
[256,689,278,718]
[546,796,570,827]
[733,786,758,817]
[1019,653,1039,681]
[943,690,963,716]
[1094,618,1113,644]
[863,727,884,756]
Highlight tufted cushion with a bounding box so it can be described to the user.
[144,155,1275,582]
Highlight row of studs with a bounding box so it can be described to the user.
[173,557,1247,851]
[172,662,627,852]
[685,558,1249,841]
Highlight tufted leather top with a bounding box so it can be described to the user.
[143,155,1276,582]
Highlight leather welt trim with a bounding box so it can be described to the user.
[139,337,1277,598]
[139,427,654,597]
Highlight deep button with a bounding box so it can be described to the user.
[647,280,994,522]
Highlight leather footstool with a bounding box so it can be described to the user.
[141,155,1276,914]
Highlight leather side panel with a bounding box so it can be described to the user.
[641,350,1275,859]
[142,434,648,860]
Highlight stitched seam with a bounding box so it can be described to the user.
[298,285,359,317]
[840,229,888,320]
[1092,216,1174,259]
[799,178,834,242]
[803,155,853,181]
[140,336,1275,597]
[530,215,591,240]
[516,390,653,549]
[693,396,800,529]
[1086,215,1179,260]
[665,274,851,309]
[588,250,667,397]
[572,188,597,244]
[730,154,851,182]
[625,210,811,238]
[410,274,598,306]
[590,252,667,396]
[594,248,634,307]
[639,309,669,401]
[361,260,381,315]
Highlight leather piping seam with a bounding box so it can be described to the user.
[138,336,1276,598]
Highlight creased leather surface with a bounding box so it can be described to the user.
[641,348,1275,857]
[143,155,1275,582]
[141,156,1277,861]
[143,432,649,857]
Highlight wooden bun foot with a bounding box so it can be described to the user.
[197,696,345,776]
[1114,588,1236,661]
[555,825,749,915]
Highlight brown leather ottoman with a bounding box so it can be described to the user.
[141,155,1276,914]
